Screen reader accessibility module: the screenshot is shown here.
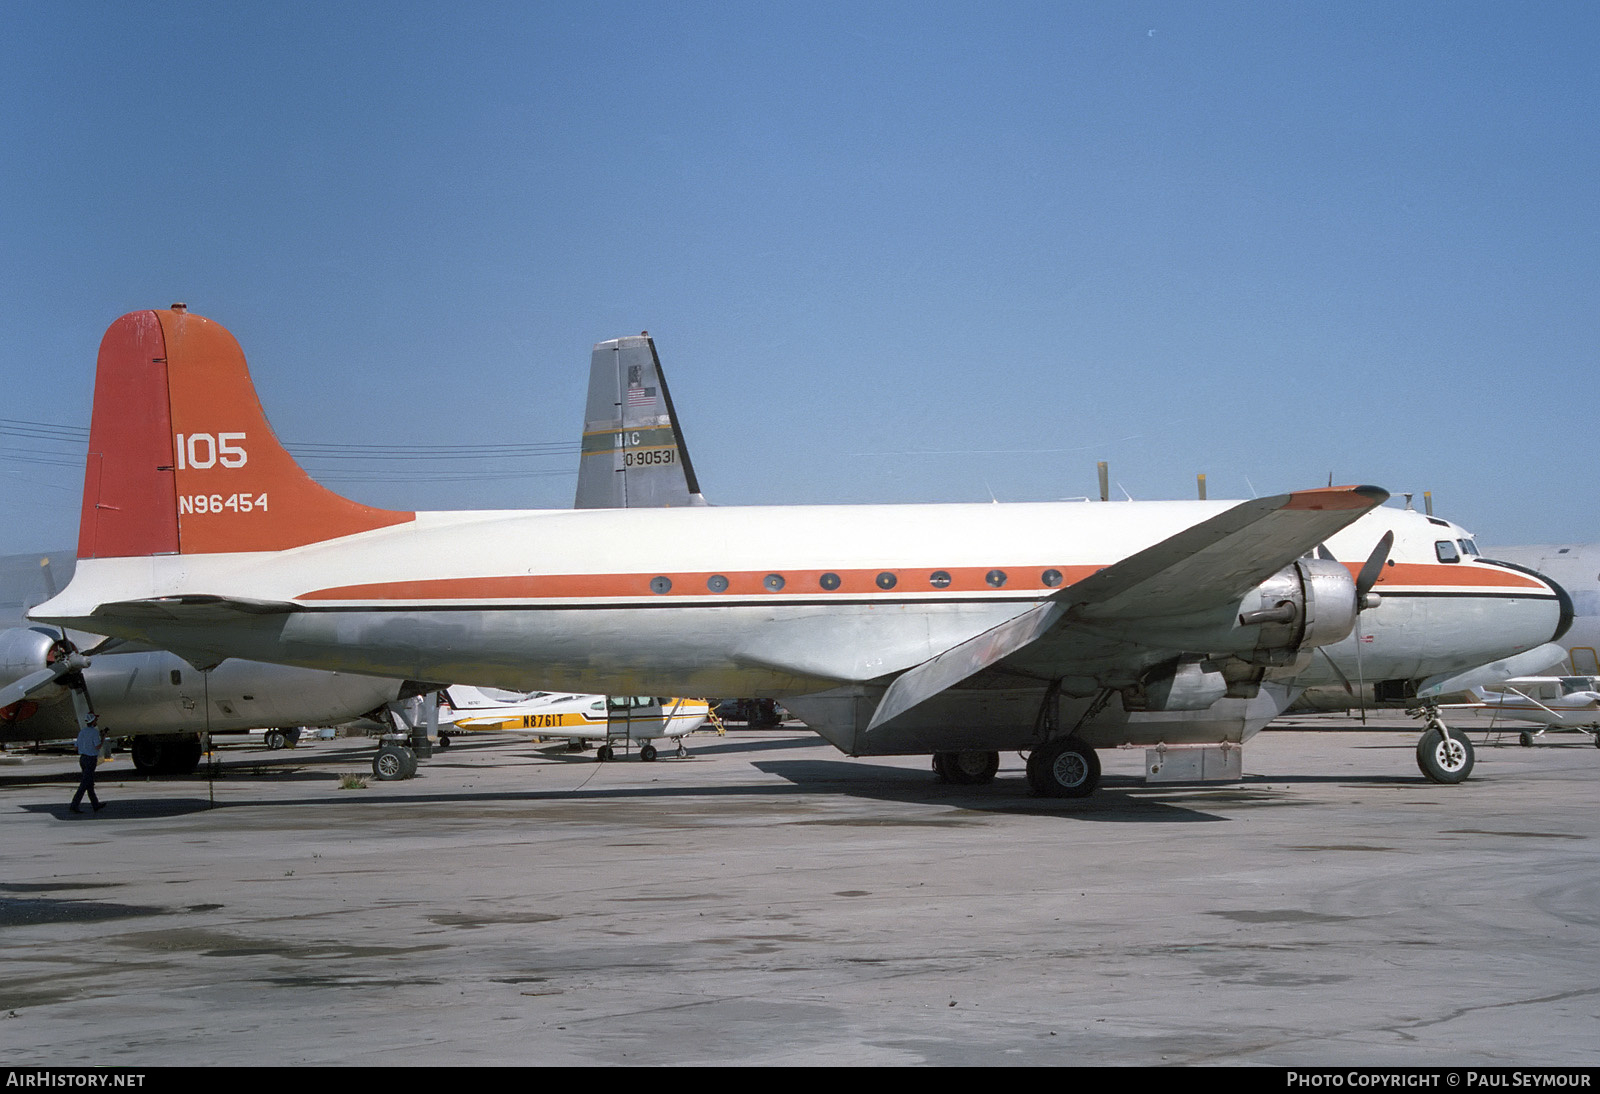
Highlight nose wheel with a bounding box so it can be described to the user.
[1412,705,1475,783]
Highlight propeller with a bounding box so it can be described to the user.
[1354,531,1394,610]
[0,640,89,710]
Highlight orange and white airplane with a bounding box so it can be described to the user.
[30,308,1571,796]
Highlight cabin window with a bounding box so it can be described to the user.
[929,571,952,589]
[1435,541,1460,563]
[170,670,182,686]
[986,569,1008,588]
[1041,569,1063,587]
[706,575,729,592]
[650,576,673,593]
[819,573,841,590]
[876,572,897,590]
[763,573,786,592]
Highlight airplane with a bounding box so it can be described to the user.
[27,308,1572,798]
[438,686,713,760]
[578,331,1574,787]
[0,550,415,774]
[1445,676,1600,748]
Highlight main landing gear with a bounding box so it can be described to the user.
[372,742,418,781]
[1411,704,1475,784]
[931,750,1000,785]
[1025,736,1101,798]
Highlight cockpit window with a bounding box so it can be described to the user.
[1435,540,1460,563]
[1458,539,1480,557]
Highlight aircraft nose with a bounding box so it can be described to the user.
[1479,557,1574,644]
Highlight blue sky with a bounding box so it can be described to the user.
[2,2,1595,554]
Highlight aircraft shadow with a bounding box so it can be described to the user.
[749,759,1243,821]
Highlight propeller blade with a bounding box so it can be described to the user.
[1355,531,1394,607]
[0,650,87,709]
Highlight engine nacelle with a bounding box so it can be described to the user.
[1236,557,1360,665]
[0,626,79,723]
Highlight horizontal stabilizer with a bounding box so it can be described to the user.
[81,595,299,623]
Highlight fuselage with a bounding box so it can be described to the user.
[37,500,1567,752]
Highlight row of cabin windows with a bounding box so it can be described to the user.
[649,569,1068,595]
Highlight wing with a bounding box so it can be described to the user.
[868,485,1387,729]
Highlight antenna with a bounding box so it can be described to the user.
[1196,473,1206,500]
[1097,461,1109,502]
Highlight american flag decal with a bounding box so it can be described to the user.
[626,363,657,407]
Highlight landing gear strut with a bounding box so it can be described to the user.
[1412,704,1475,784]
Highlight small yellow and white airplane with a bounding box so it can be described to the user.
[437,686,712,761]
[28,308,1572,796]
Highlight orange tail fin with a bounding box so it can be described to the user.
[77,308,414,558]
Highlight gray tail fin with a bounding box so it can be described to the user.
[574,333,708,509]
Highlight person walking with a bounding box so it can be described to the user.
[69,714,106,814]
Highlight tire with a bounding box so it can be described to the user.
[265,731,286,750]
[436,733,451,750]
[932,750,999,785]
[170,739,203,775]
[373,744,408,781]
[596,744,614,762]
[1519,731,1534,748]
[400,747,418,778]
[640,743,658,762]
[1026,738,1101,798]
[130,738,164,774]
[1416,727,1475,784]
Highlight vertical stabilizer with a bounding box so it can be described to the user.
[77,308,414,558]
[574,334,707,509]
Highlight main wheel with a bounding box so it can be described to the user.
[437,733,452,750]
[1417,727,1475,784]
[169,739,203,775]
[1026,738,1101,798]
[640,743,658,762]
[932,750,1000,785]
[1519,731,1534,748]
[130,738,165,774]
[596,744,614,762]
[373,744,410,780]
[265,730,287,750]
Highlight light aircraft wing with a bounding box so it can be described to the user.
[869,485,1386,729]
